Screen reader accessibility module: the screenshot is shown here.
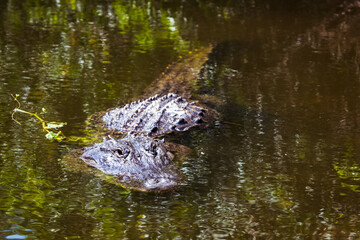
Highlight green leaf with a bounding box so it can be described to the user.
[45,131,58,140]
[45,131,65,142]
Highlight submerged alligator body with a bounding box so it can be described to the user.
[74,46,215,191]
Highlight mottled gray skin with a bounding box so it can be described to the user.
[81,134,182,191]
[102,93,208,137]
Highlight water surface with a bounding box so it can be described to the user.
[1,0,360,239]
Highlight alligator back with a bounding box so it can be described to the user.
[102,93,209,136]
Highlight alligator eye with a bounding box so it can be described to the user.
[146,142,157,153]
[150,144,157,156]
[178,118,187,125]
[113,149,123,157]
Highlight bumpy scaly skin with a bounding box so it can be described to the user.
[102,93,208,137]
[81,134,181,191]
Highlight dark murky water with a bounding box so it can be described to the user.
[1,0,360,239]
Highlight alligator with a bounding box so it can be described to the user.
[65,46,216,192]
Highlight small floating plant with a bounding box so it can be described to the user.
[11,94,66,142]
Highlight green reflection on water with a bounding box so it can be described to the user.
[1,0,360,239]
[334,142,360,193]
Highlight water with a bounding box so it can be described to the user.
[1,0,360,239]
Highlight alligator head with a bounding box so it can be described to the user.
[81,134,182,191]
[102,93,210,136]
